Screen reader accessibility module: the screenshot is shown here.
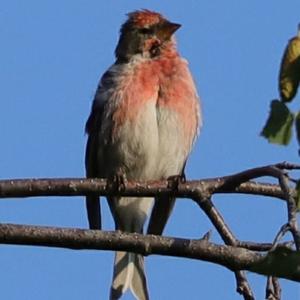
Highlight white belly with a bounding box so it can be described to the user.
[103,102,188,232]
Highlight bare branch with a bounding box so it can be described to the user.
[0,178,288,200]
[266,276,281,300]
[194,195,254,299]
[0,223,299,282]
[237,241,292,252]
[278,174,300,250]
[0,162,299,300]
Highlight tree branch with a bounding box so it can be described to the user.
[194,195,254,299]
[1,162,299,300]
[0,177,288,200]
[0,223,299,282]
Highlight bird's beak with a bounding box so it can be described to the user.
[158,21,181,41]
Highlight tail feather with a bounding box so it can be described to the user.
[110,252,149,300]
[130,254,149,300]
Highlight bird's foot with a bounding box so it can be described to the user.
[108,169,127,192]
[167,173,186,192]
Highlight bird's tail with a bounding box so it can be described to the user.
[110,251,149,300]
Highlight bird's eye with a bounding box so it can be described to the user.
[139,28,153,35]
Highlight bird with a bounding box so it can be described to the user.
[85,9,202,300]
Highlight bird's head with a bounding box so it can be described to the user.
[115,10,181,62]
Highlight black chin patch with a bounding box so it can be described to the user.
[150,43,161,57]
[150,47,160,57]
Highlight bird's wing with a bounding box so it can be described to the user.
[85,68,116,230]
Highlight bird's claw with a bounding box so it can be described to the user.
[167,173,185,191]
[108,169,127,192]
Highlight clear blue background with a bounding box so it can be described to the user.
[0,1,300,299]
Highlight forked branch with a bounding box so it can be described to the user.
[0,162,299,300]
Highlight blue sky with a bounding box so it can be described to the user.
[0,1,300,299]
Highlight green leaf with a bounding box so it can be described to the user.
[279,36,300,102]
[295,112,300,147]
[261,100,294,145]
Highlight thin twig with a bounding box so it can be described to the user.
[189,162,300,299]
[278,174,300,250]
[237,241,293,252]
[266,276,281,300]
[194,195,254,300]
